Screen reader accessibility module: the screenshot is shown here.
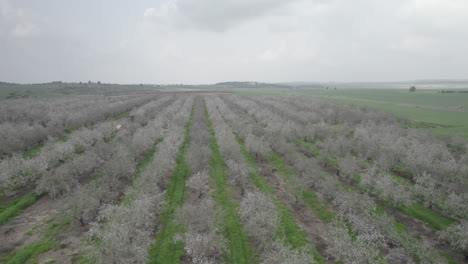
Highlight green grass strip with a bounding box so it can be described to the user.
[147,106,194,264]
[296,141,458,260]
[237,137,274,194]
[439,252,459,264]
[265,152,295,179]
[0,241,58,264]
[397,203,456,231]
[22,146,44,159]
[295,140,342,171]
[206,107,255,264]
[122,138,163,206]
[375,205,409,234]
[111,111,131,121]
[275,205,307,246]
[297,140,457,232]
[136,138,164,175]
[42,216,73,240]
[389,173,413,186]
[237,137,325,263]
[63,126,76,134]
[0,216,71,263]
[301,191,335,223]
[294,140,320,156]
[0,192,45,226]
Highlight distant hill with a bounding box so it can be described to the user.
[0,81,19,86]
[277,82,324,88]
[2,79,467,99]
[215,81,292,89]
[289,80,468,89]
[412,79,468,85]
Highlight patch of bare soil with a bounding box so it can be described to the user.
[0,196,59,254]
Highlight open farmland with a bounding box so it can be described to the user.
[234,88,468,139]
[0,93,467,264]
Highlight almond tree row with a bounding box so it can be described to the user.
[0,97,173,228]
[0,94,159,157]
[239,95,468,258]
[0,96,188,263]
[173,96,225,263]
[253,95,467,220]
[0,95,173,195]
[67,96,188,227]
[206,97,318,263]
[219,95,454,263]
[82,96,194,264]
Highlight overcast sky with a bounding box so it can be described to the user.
[0,0,467,84]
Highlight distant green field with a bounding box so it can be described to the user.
[0,83,160,100]
[331,98,468,138]
[295,88,468,109]
[234,88,468,108]
[0,85,62,100]
[233,88,468,139]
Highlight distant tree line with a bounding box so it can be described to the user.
[439,90,468,93]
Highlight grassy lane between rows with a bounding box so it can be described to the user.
[122,138,163,206]
[147,107,194,264]
[19,109,132,160]
[263,151,335,224]
[111,110,131,121]
[293,140,459,263]
[22,146,44,159]
[0,192,45,226]
[296,139,457,231]
[205,106,255,264]
[0,137,114,228]
[1,137,168,263]
[0,214,72,264]
[224,96,460,263]
[263,150,397,263]
[71,137,171,264]
[0,115,132,227]
[397,203,456,231]
[237,138,326,263]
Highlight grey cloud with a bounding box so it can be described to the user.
[146,0,301,32]
[1,0,468,83]
[0,0,40,38]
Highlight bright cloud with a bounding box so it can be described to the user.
[0,0,40,38]
[0,0,467,83]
